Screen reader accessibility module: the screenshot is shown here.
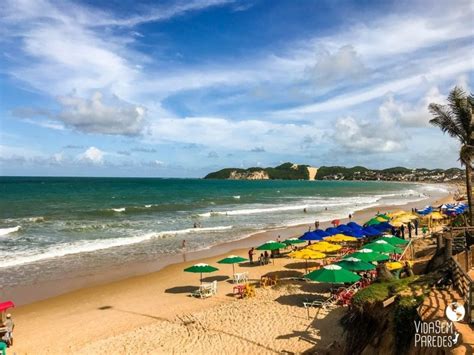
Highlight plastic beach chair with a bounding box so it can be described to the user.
[0,342,6,355]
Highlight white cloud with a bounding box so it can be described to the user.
[147,117,325,154]
[305,45,367,86]
[79,147,104,164]
[333,116,402,154]
[56,92,145,135]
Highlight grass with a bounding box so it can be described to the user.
[352,276,418,306]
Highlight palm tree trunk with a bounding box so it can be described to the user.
[465,163,473,225]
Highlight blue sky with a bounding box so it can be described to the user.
[0,0,473,177]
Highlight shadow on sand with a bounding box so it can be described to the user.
[164,285,199,294]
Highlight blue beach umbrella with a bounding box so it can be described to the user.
[325,227,340,236]
[343,229,366,239]
[373,222,392,231]
[299,231,325,241]
[347,222,363,230]
[362,226,382,237]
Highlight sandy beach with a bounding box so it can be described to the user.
[6,187,455,354]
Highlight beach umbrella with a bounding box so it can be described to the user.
[376,214,390,220]
[362,226,382,237]
[429,212,445,220]
[299,231,325,241]
[365,218,381,226]
[386,260,413,271]
[305,264,361,283]
[390,220,405,227]
[373,221,392,231]
[325,227,340,236]
[375,216,388,222]
[307,242,342,253]
[184,263,219,284]
[342,229,366,238]
[364,241,402,254]
[217,255,248,274]
[288,249,326,273]
[347,222,363,230]
[346,248,389,262]
[376,235,408,245]
[336,257,376,272]
[324,234,357,243]
[388,210,406,218]
[283,237,307,246]
[256,240,286,251]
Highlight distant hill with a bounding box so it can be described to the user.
[204,163,464,182]
[204,162,312,180]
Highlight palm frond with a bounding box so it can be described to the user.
[448,87,472,141]
[428,103,464,140]
[459,144,474,167]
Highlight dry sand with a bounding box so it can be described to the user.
[7,187,455,354]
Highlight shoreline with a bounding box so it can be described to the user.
[6,183,453,306]
[9,188,456,354]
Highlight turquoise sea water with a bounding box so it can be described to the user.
[0,177,447,286]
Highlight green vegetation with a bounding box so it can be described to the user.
[352,277,418,307]
[204,162,310,180]
[429,86,473,224]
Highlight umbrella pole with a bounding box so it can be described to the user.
[232,264,235,275]
[200,272,202,284]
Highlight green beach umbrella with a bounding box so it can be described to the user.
[365,218,381,226]
[364,241,402,254]
[217,255,248,274]
[184,263,219,284]
[376,214,390,220]
[376,235,409,246]
[346,248,389,262]
[256,240,286,251]
[305,264,361,283]
[336,257,376,272]
[283,238,306,246]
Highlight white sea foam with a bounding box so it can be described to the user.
[111,207,126,212]
[233,195,240,199]
[145,204,152,208]
[0,225,233,268]
[0,226,21,236]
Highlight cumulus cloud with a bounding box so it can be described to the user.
[79,147,105,164]
[56,92,145,135]
[250,147,266,153]
[305,45,367,86]
[333,116,402,154]
[207,151,219,158]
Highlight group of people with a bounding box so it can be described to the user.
[391,219,424,240]
[1,313,14,347]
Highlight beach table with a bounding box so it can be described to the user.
[233,272,249,284]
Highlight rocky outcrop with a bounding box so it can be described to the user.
[228,170,270,180]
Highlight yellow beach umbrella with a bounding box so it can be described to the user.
[324,234,357,242]
[289,249,326,260]
[387,210,406,218]
[429,212,445,220]
[375,216,387,222]
[396,216,412,223]
[386,261,413,271]
[390,220,404,227]
[288,249,326,273]
[403,213,419,220]
[307,242,342,253]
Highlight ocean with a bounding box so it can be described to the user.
[0,177,448,287]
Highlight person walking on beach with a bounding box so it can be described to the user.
[400,225,406,239]
[315,220,320,229]
[407,222,413,239]
[248,247,255,264]
[2,314,14,347]
[181,240,186,250]
[414,219,419,236]
[348,213,352,220]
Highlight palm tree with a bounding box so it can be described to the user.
[428,86,474,225]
